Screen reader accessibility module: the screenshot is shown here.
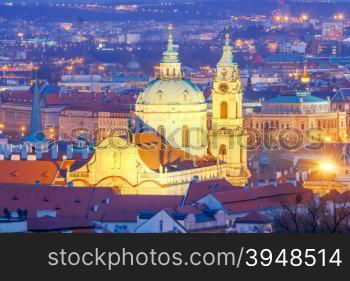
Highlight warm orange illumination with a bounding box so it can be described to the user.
[301,14,308,21]
[319,162,336,173]
[301,73,310,84]
[334,13,345,20]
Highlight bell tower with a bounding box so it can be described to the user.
[209,33,250,186]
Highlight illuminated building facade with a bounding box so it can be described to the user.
[67,27,250,195]
[322,20,344,41]
[244,91,347,145]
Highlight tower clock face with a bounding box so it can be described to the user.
[218,82,229,94]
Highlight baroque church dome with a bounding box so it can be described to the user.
[136,24,205,106]
[136,79,205,105]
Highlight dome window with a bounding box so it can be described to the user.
[158,90,163,100]
[182,126,189,148]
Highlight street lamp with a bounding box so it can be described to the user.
[1,65,8,78]
[334,13,345,20]
[319,162,336,173]
[0,123,4,134]
[98,65,106,72]
[20,126,26,137]
[301,14,308,21]
[66,65,74,81]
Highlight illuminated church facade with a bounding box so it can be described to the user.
[67,26,250,195]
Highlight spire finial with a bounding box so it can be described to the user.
[225,33,230,46]
[167,23,174,49]
[301,59,310,84]
[217,33,234,65]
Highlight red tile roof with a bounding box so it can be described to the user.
[0,160,61,185]
[88,194,183,222]
[182,179,240,206]
[210,184,312,214]
[0,184,182,223]
[235,211,270,224]
[28,216,93,232]
[135,133,217,171]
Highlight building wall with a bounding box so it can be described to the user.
[322,21,343,41]
[0,220,27,233]
[135,104,208,157]
[59,109,129,142]
[0,103,61,138]
[244,111,347,143]
[135,210,185,233]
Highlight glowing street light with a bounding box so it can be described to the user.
[324,135,332,142]
[275,15,281,22]
[20,125,26,137]
[66,65,73,73]
[319,162,336,173]
[98,65,106,72]
[301,14,308,21]
[334,13,345,20]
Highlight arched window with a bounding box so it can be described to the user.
[220,101,228,119]
[158,125,165,137]
[166,68,169,76]
[219,144,227,155]
[182,126,189,147]
[236,102,239,118]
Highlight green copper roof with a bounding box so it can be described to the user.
[265,94,327,104]
[161,24,180,64]
[217,33,234,66]
[24,78,46,143]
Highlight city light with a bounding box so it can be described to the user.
[275,15,281,22]
[66,65,74,73]
[334,13,345,20]
[301,14,308,21]
[319,162,336,173]
[98,65,106,72]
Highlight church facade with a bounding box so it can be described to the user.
[67,26,250,195]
